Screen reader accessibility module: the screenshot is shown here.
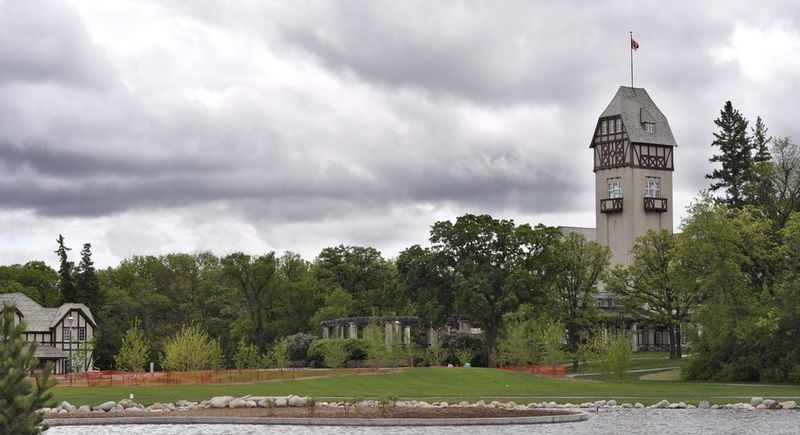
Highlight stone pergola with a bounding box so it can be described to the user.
[320,316,432,346]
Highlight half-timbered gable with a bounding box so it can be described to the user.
[0,293,95,374]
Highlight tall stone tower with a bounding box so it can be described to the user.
[590,87,676,266]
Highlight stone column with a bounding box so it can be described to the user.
[322,326,329,339]
[385,322,393,347]
[348,323,358,339]
[403,325,411,344]
[427,327,438,346]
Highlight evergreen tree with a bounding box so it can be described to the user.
[747,116,775,211]
[54,234,75,303]
[707,101,752,208]
[76,243,101,311]
[0,304,56,434]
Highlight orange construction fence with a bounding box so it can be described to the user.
[47,368,345,387]
[498,364,566,377]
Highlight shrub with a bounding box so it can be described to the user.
[322,341,348,368]
[115,318,150,372]
[266,339,290,370]
[455,347,474,366]
[233,338,261,369]
[308,338,369,364]
[285,333,316,362]
[424,341,448,366]
[161,324,223,371]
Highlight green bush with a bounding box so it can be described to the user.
[322,341,348,368]
[161,324,223,371]
[308,338,369,365]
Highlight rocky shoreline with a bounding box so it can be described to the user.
[41,395,798,419]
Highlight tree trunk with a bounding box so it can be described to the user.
[667,324,676,359]
[569,326,579,372]
[486,320,498,368]
[674,323,682,359]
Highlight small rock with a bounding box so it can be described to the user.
[119,399,136,409]
[781,401,797,410]
[76,405,91,413]
[594,400,606,407]
[621,403,632,408]
[98,401,116,412]
[751,397,764,406]
[711,404,720,409]
[147,402,164,411]
[58,409,68,414]
[634,403,645,409]
[757,404,767,409]
[176,400,187,407]
[61,401,76,412]
[459,401,470,407]
[606,400,617,406]
[124,407,141,413]
[275,397,288,407]
[698,401,710,409]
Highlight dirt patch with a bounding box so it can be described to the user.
[45,406,571,420]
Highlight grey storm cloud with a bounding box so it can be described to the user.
[1,0,799,266]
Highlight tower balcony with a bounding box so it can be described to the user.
[644,197,668,212]
[600,198,623,213]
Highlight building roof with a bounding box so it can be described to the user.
[597,86,677,147]
[0,293,95,331]
[31,345,68,359]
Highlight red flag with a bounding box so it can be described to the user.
[631,39,639,50]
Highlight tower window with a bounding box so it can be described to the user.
[607,178,623,198]
[644,122,655,134]
[616,119,623,132]
[600,121,607,135]
[645,177,661,198]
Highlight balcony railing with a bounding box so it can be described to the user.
[600,198,623,213]
[644,197,668,212]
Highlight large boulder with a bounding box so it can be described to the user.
[781,401,797,410]
[698,401,710,409]
[76,405,91,413]
[764,399,780,410]
[751,397,764,406]
[229,398,257,409]
[653,400,670,409]
[118,399,136,409]
[60,401,76,412]
[288,395,307,407]
[98,401,116,412]
[209,396,235,408]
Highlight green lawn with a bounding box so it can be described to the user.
[51,367,800,407]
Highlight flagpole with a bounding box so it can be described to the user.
[630,31,634,88]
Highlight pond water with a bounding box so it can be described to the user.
[48,409,800,435]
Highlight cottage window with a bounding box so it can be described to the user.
[600,120,607,135]
[644,122,655,134]
[78,327,86,341]
[616,119,623,132]
[63,327,71,341]
[644,177,661,198]
[607,178,623,198]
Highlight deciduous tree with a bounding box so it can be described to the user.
[550,232,610,371]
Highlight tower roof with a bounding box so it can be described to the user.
[598,86,677,147]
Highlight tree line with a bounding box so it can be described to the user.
[2,101,800,381]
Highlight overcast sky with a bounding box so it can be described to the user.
[1,0,799,268]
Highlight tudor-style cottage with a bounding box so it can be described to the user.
[0,292,96,374]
